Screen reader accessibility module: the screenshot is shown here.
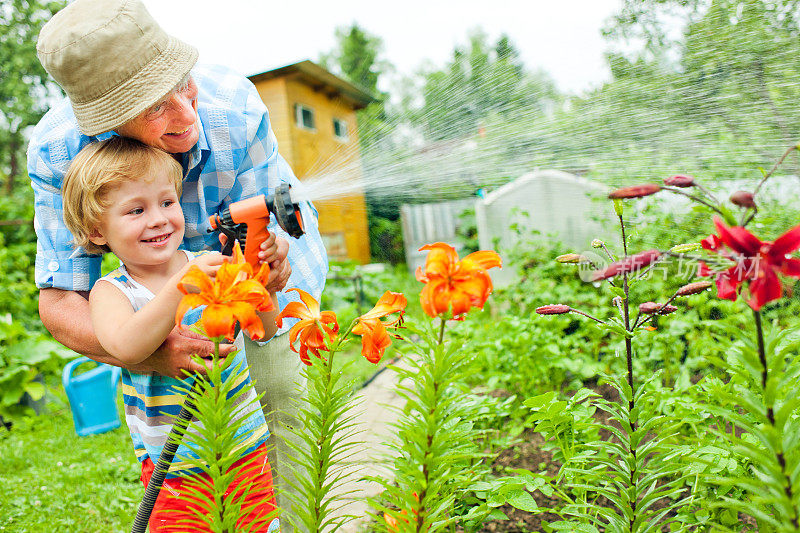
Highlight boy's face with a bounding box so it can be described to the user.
[89,171,184,270]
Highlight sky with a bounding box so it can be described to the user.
[141,0,623,95]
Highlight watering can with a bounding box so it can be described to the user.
[62,356,122,436]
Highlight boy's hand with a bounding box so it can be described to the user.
[187,252,225,277]
[259,235,291,293]
[257,233,281,264]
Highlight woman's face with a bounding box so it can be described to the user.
[115,77,200,154]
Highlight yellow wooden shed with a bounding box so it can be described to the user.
[248,60,376,264]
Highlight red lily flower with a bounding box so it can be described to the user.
[700,217,800,310]
[352,291,407,364]
[416,242,501,319]
[275,288,339,365]
[176,244,273,341]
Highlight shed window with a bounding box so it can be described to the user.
[294,103,316,131]
[333,118,348,141]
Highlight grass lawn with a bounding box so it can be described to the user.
[0,387,141,532]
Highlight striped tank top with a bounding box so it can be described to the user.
[98,250,270,477]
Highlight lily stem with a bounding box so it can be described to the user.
[619,212,637,533]
[752,308,798,528]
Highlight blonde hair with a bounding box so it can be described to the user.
[62,136,183,254]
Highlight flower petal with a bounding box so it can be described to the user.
[227,301,266,341]
[715,268,743,301]
[200,304,236,340]
[420,278,451,318]
[713,217,761,255]
[770,224,800,257]
[701,234,722,252]
[360,291,407,320]
[747,268,782,311]
[276,301,315,327]
[353,318,391,363]
[418,242,458,278]
[175,294,210,328]
[253,261,271,287]
[176,266,214,295]
[286,288,322,316]
[460,250,502,273]
[780,257,800,278]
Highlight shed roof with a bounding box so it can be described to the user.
[248,60,377,110]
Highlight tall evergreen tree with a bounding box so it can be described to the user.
[319,22,385,94]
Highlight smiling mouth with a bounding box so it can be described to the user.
[142,233,170,243]
[165,126,191,136]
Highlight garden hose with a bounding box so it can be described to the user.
[130,380,201,533]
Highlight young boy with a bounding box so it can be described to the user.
[61,136,281,532]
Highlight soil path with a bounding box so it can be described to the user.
[327,361,405,532]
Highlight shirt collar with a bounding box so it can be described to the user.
[184,117,209,172]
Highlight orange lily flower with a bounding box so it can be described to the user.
[275,288,339,365]
[352,291,407,363]
[176,244,274,341]
[415,242,501,319]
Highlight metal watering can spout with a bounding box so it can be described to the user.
[62,356,122,437]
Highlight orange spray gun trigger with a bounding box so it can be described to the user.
[207,184,305,267]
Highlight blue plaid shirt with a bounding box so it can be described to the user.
[28,64,328,335]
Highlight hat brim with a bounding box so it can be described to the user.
[72,36,198,136]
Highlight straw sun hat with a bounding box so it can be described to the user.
[37,0,198,136]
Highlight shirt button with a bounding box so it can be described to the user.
[47,261,59,272]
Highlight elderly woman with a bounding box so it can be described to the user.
[29,0,326,528]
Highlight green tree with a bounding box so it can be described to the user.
[601,0,800,173]
[415,30,558,142]
[319,22,386,94]
[319,22,391,149]
[0,0,64,194]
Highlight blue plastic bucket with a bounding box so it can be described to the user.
[62,357,122,436]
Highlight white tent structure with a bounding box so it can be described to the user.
[475,170,618,288]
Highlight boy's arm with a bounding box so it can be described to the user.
[88,254,225,365]
[39,288,222,377]
[253,234,285,341]
[256,293,280,341]
[259,236,291,293]
[89,281,186,365]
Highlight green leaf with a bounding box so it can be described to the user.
[23,380,45,401]
[609,286,626,299]
[504,489,538,512]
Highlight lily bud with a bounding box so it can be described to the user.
[663,174,695,187]
[536,304,572,315]
[612,296,624,314]
[730,190,756,209]
[608,184,662,199]
[639,302,677,315]
[591,239,604,248]
[669,242,702,253]
[676,280,713,296]
[591,249,662,281]
[556,253,585,264]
